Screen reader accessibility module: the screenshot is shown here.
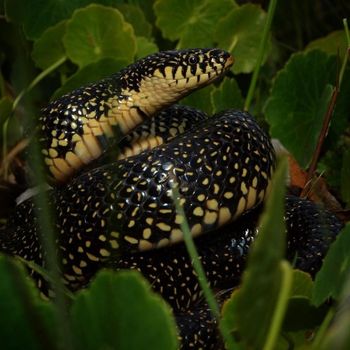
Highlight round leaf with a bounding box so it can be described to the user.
[264,50,338,168]
[116,4,152,38]
[312,224,350,306]
[290,270,313,299]
[32,20,66,70]
[136,36,158,59]
[0,255,56,349]
[283,297,328,332]
[63,4,136,68]
[154,0,236,48]
[71,270,178,350]
[5,0,117,39]
[306,30,348,58]
[214,4,270,74]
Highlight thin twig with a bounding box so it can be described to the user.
[300,85,339,197]
[301,19,350,197]
[0,138,30,177]
[12,56,67,111]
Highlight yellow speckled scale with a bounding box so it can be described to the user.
[45,109,276,290]
[39,49,234,182]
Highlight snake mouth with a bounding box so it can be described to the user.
[192,53,234,87]
[170,56,234,90]
[225,55,234,69]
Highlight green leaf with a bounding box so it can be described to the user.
[221,289,239,334]
[0,254,56,350]
[283,297,329,332]
[134,0,156,24]
[4,0,117,39]
[32,21,66,70]
[318,282,350,350]
[275,330,314,350]
[180,85,214,115]
[312,224,350,306]
[290,270,313,299]
[5,0,122,40]
[71,270,178,350]
[154,0,236,48]
[116,4,152,38]
[210,77,243,113]
[214,3,271,74]
[306,30,348,58]
[223,158,292,349]
[136,37,158,60]
[264,50,338,168]
[63,4,136,68]
[52,57,129,99]
[341,149,350,207]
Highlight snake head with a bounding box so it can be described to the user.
[149,48,234,88]
[120,48,234,114]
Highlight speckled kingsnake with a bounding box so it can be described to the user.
[0,49,343,349]
[39,48,233,182]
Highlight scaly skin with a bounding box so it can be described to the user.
[0,104,343,349]
[2,110,275,293]
[117,104,208,159]
[39,49,233,182]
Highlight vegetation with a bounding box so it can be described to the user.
[0,0,349,349]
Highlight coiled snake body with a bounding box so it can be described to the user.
[1,49,342,349]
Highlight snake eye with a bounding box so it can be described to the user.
[188,55,199,65]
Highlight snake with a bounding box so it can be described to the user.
[0,49,343,349]
[39,48,233,182]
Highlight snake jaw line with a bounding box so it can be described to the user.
[39,48,232,182]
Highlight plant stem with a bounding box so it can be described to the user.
[344,19,350,45]
[12,56,67,111]
[17,257,75,300]
[300,86,339,198]
[244,0,278,112]
[263,261,293,350]
[339,19,350,86]
[171,184,239,350]
[311,308,335,349]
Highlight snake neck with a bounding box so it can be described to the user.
[39,49,233,182]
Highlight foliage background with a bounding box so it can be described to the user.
[0,0,350,349]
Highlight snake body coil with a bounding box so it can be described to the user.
[3,109,275,292]
[0,49,343,349]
